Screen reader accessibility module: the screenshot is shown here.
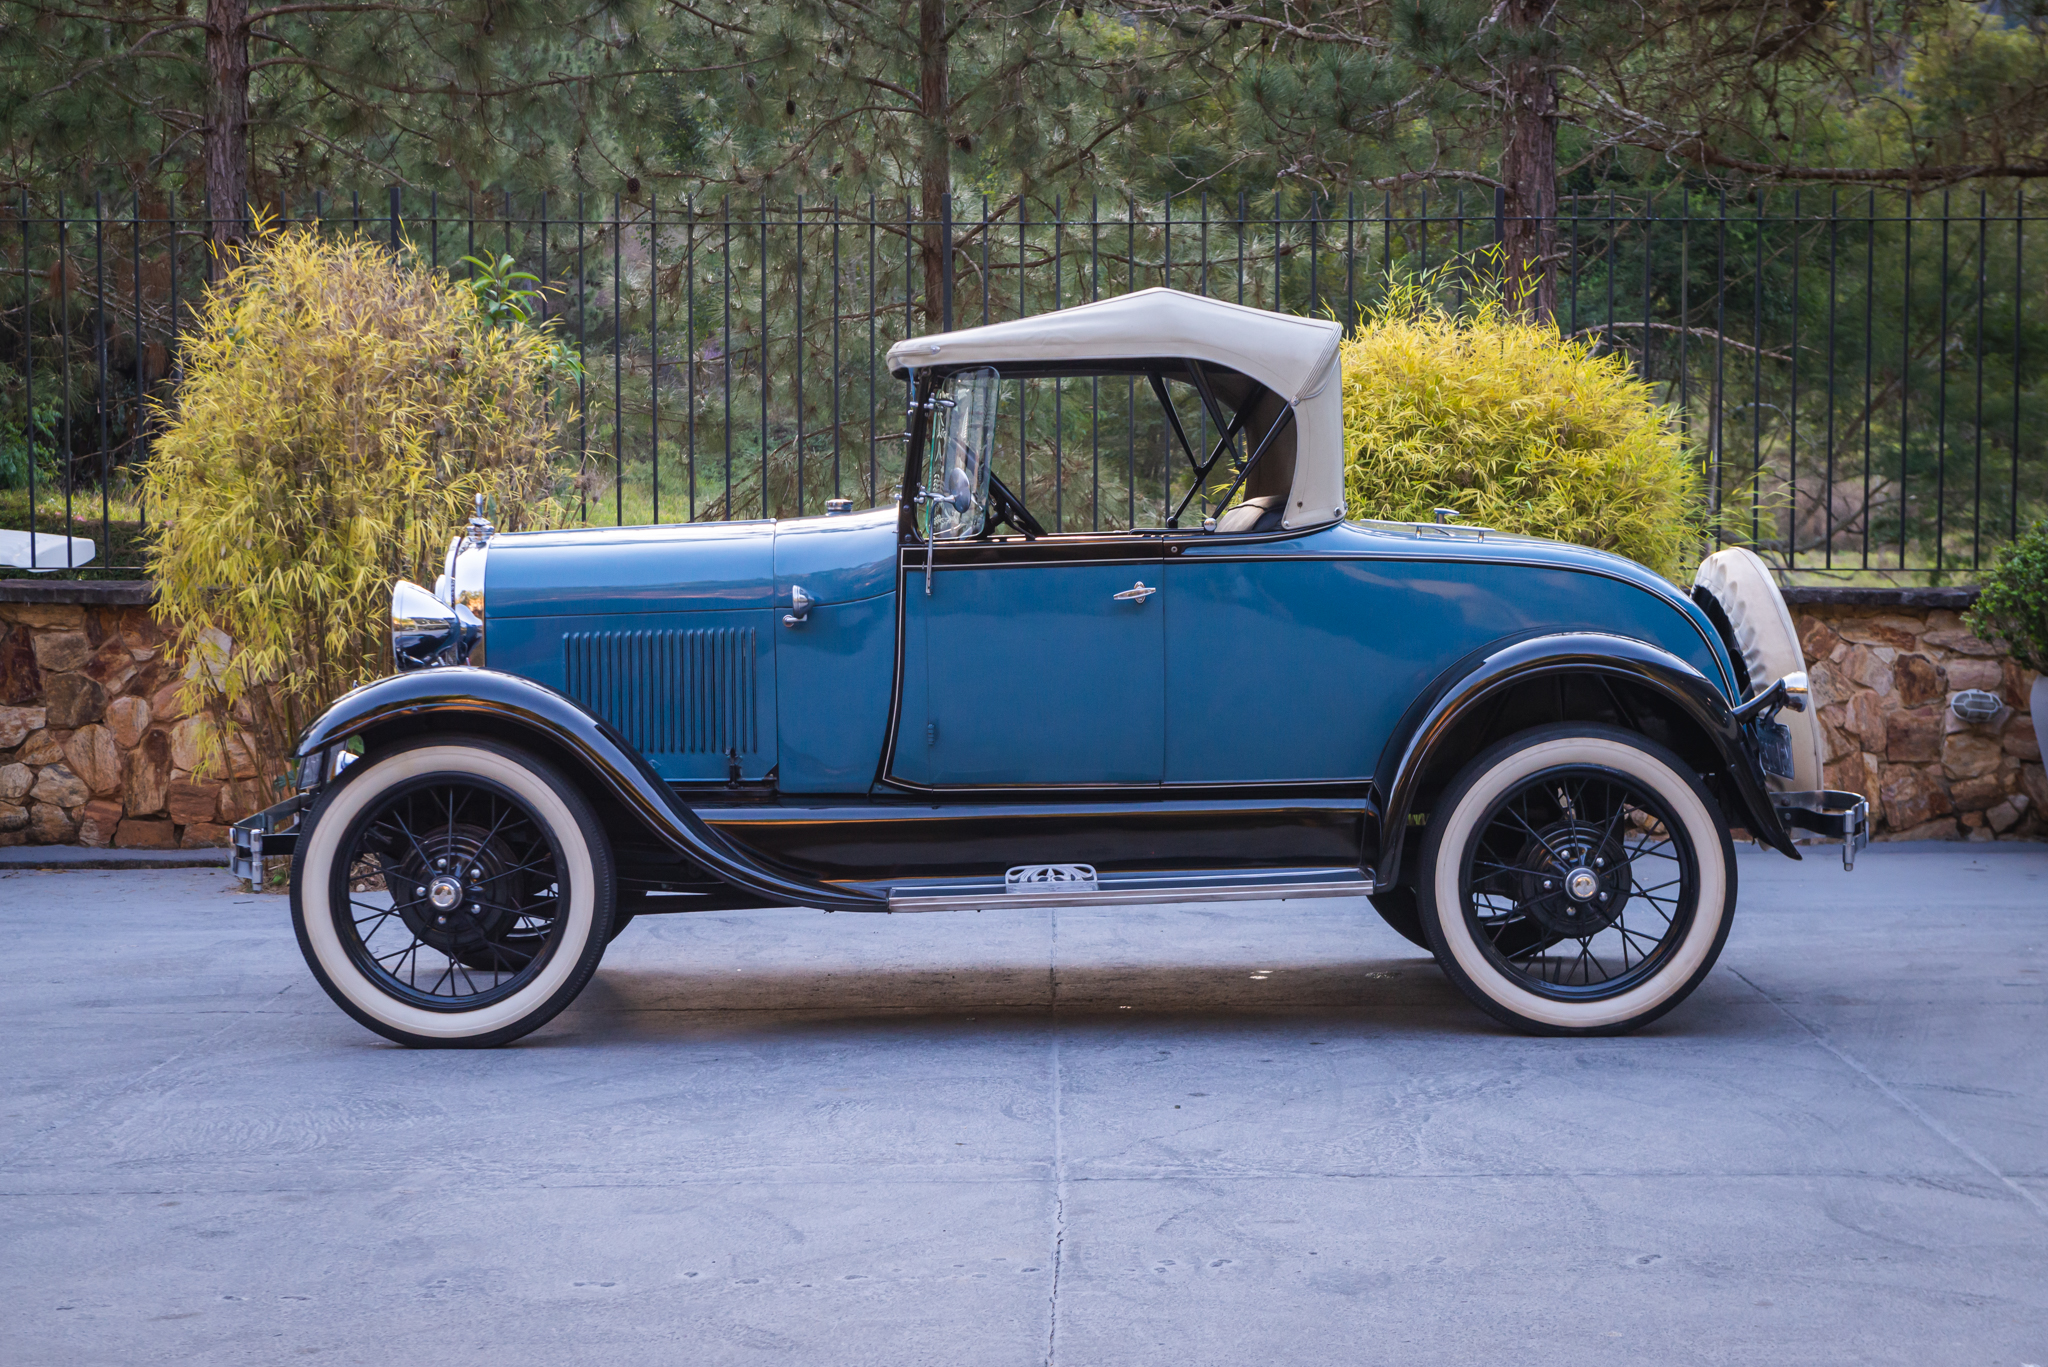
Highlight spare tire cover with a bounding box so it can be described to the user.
[1692,547,1824,793]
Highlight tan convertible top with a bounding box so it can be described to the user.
[886,288,1347,530]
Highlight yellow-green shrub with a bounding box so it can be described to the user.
[1341,280,1704,581]
[144,225,574,783]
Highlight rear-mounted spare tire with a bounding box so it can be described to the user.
[1692,547,1824,794]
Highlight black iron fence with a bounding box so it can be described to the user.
[2,185,2041,580]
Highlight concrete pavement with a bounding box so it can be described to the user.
[2,842,2044,1365]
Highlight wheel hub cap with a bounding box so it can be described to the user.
[1515,821,1630,938]
[339,784,567,1010]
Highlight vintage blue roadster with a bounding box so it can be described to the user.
[233,288,1868,1046]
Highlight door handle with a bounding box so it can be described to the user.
[1112,582,1158,603]
[783,585,815,625]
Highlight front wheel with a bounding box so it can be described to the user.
[1417,724,1736,1036]
[290,737,616,1048]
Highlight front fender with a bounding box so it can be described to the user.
[294,668,885,911]
[1372,632,1797,887]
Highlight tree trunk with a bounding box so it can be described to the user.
[917,0,951,329]
[1497,0,1557,322]
[205,0,251,249]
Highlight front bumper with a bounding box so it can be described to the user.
[229,792,310,882]
[1770,789,1872,870]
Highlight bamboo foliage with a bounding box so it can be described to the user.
[1341,277,1707,583]
[143,223,575,780]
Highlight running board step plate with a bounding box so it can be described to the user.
[881,866,1374,912]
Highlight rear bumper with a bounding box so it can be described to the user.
[1770,789,1871,870]
[229,793,309,882]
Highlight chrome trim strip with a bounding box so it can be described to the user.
[869,775,1378,797]
[882,868,1373,911]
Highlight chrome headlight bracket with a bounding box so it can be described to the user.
[424,496,492,667]
[450,540,488,667]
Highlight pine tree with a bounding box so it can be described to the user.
[655,0,1206,318]
[0,0,665,235]
[1115,0,2048,318]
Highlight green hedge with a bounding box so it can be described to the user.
[1965,519,2048,674]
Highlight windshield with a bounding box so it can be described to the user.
[925,367,1000,540]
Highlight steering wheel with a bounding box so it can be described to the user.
[984,473,1048,539]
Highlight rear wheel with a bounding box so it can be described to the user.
[290,738,616,1048]
[1417,724,1735,1035]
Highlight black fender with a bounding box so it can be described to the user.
[293,668,886,911]
[1371,632,1797,888]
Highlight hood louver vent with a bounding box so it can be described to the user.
[563,627,758,755]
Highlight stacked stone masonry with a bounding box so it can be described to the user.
[1791,602,2041,843]
[0,598,264,850]
[1,587,2040,847]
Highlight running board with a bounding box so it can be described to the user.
[877,866,1375,912]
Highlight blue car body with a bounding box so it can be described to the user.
[482,509,1737,792]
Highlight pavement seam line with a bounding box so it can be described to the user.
[1729,966,2048,1226]
[1047,906,1065,1367]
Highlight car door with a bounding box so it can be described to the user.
[894,539,1166,787]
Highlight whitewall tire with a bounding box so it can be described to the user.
[1417,724,1736,1035]
[290,737,616,1048]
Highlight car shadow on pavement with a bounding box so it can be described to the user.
[551,955,1512,1041]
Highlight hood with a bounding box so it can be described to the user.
[484,506,901,619]
[485,519,777,618]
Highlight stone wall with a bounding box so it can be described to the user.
[1787,588,2041,843]
[0,584,262,850]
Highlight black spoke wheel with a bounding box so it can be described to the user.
[331,777,569,1009]
[1417,724,1736,1036]
[1461,765,1698,1002]
[291,737,617,1048]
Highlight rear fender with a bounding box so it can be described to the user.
[1372,632,1796,888]
[293,669,884,911]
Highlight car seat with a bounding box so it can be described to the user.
[1212,494,1286,533]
